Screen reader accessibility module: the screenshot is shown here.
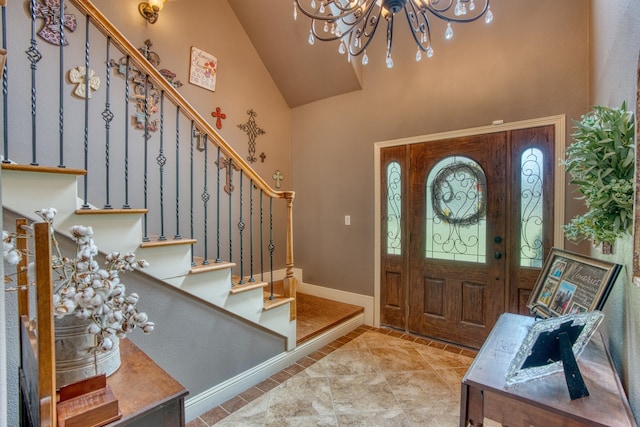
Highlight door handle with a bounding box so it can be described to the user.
[494,236,503,244]
[494,252,502,259]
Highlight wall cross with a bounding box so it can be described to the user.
[217,156,241,194]
[237,109,265,164]
[272,170,283,189]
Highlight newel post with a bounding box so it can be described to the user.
[283,192,296,320]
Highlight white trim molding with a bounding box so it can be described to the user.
[373,116,566,328]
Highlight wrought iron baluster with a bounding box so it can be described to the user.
[157,92,166,240]
[190,121,195,266]
[201,135,209,265]
[2,3,9,163]
[27,0,42,166]
[260,190,264,282]
[142,74,150,241]
[249,180,255,282]
[174,105,181,239]
[228,158,234,284]
[81,15,90,208]
[268,197,275,300]
[215,146,221,263]
[123,55,131,209]
[58,0,65,168]
[238,171,245,284]
[102,37,114,209]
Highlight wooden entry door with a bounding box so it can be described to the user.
[380,126,555,349]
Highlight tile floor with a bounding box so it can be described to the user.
[187,325,490,427]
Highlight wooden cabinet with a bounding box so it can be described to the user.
[106,339,188,426]
[460,313,636,427]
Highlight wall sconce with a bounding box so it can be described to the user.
[139,0,166,24]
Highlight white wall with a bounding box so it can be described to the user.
[590,0,640,422]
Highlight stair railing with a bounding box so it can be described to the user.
[0,0,296,316]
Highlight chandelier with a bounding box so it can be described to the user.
[293,0,493,68]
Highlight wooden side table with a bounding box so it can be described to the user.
[460,313,636,427]
[106,339,188,426]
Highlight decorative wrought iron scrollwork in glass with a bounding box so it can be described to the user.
[426,157,486,262]
[520,147,544,267]
[386,161,402,255]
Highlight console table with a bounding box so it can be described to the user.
[106,339,188,426]
[460,313,636,427]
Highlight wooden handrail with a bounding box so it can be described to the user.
[34,221,56,425]
[16,218,29,317]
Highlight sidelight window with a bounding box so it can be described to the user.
[386,161,402,255]
[520,148,544,267]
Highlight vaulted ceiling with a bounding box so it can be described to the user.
[227,0,364,108]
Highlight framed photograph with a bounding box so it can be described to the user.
[189,47,217,91]
[505,311,604,384]
[527,248,622,318]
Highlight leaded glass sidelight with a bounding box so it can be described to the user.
[520,148,544,267]
[426,156,487,262]
[386,161,402,255]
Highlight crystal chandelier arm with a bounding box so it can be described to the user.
[307,0,379,43]
[346,3,383,56]
[295,0,372,22]
[424,0,490,24]
[404,2,433,52]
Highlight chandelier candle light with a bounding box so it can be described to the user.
[294,0,493,68]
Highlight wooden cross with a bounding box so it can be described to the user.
[217,156,241,194]
[259,152,267,163]
[211,107,226,130]
[272,170,283,189]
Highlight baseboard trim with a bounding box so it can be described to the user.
[184,312,364,422]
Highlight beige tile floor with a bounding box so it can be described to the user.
[188,326,497,427]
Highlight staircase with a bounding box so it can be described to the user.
[2,164,297,348]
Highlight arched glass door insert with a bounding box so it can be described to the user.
[426,156,487,263]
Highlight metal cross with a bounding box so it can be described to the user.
[237,109,265,164]
[272,170,283,189]
[211,107,226,130]
[259,152,267,163]
[34,0,77,46]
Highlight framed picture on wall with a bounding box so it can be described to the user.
[527,248,622,318]
[189,47,217,91]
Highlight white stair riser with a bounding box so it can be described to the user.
[2,170,80,225]
[136,245,193,281]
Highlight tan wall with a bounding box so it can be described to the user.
[589,0,640,422]
[291,0,590,296]
[92,0,292,192]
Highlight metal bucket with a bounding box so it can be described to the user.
[54,316,121,388]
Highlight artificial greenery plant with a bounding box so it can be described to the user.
[563,102,635,245]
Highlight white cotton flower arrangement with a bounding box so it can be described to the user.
[3,207,154,352]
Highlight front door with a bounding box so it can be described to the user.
[380,126,555,349]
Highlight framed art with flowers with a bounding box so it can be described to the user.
[189,46,217,91]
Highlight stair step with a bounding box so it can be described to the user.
[230,280,269,294]
[263,296,295,311]
[1,163,86,176]
[140,237,197,248]
[75,208,148,215]
[190,258,235,274]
